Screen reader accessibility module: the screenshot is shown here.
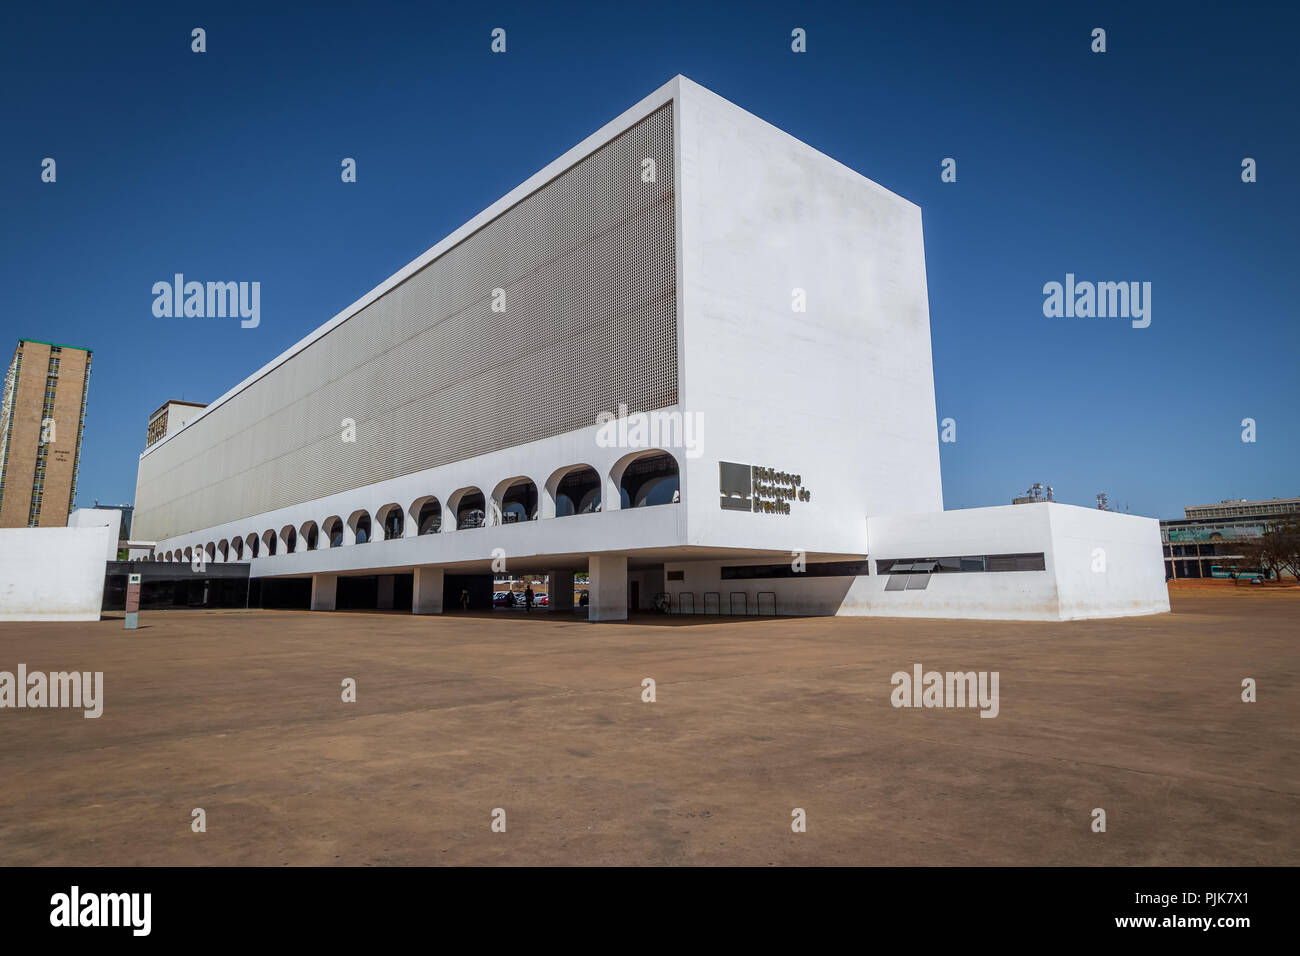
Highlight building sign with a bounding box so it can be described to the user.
[719,461,812,515]
[124,573,141,630]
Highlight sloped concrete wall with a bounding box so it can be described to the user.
[0,526,112,621]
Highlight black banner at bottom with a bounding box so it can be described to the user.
[0,866,1279,942]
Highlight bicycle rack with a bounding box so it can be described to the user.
[729,591,748,616]
[677,591,695,614]
[702,591,721,615]
[756,591,777,616]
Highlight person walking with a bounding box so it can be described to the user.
[460,588,470,611]
[524,585,534,613]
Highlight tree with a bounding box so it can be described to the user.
[1236,521,1300,584]
[1271,521,1300,584]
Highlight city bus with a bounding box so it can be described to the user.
[1209,565,1273,582]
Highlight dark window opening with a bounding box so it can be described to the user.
[721,560,868,580]
[556,468,602,516]
[876,552,1045,575]
[620,453,679,508]
[417,500,442,534]
[456,492,485,529]
[500,481,538,523]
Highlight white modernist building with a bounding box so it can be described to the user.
[134,76,1169,622]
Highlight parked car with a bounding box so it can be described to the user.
[534,593,548,607]
[493,591,515,607]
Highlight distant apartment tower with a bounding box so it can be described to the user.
[0,339,93,528]
[146,400,207,449]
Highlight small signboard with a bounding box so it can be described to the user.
[125,573,141,629]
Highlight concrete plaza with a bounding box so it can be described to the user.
[0,591,1294,865]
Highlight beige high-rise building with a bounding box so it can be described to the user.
[0,338,93,528]
[145,399,207,449]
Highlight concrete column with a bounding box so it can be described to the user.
[588,554,628,621]
[549,570,575,610]
[413,566,445,615]
[311,573,338,611]
[377,575,395,609]
[603,471,622,511]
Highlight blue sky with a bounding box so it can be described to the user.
[2,1,1296,520]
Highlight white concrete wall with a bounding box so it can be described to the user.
[662,504,1168,621]
[852,503,1167,621]
[676,77,942,560]
[67,508,122,561]
[666,558,856,617]
[0,526,112,621]
[1047,505,1170,619]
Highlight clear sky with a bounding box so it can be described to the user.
[2,0,1296,520]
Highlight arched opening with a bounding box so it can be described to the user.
[245,533,260,559]
[617,451,681,508]
[262,530,278,556]
[376,503,404,540]
[183,546,193,563]
[410,496,442,535]
[230,539,242,561]
[300,520,319,551]
[217,540,229,562]
[448,488,485,530]
[204,542,217,564]
[348,510,372,544]
[279,525,297,554]
[322,516,343,548]
[493,477,538,524]
[550,465,602,517]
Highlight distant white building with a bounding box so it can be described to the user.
[145,400,207,449]
[134,76,1168,621]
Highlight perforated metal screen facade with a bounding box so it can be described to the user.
[135,104,677,541]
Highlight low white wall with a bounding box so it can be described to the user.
[854,504,1059,619]
[0,526,112,621]
[854,503,1168,621]
[665,504,1169,621]
[842,565,1061,621]
[1047,506,1170,619]
[67,508,122,561]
